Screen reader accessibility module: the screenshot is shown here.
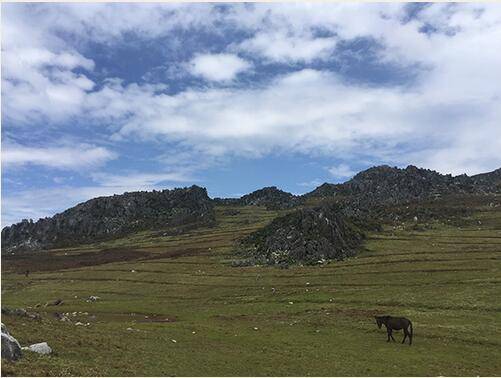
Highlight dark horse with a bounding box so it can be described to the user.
[375,315,413,345]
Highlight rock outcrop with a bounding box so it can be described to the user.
[306,165,500,203]
[239,204,364,265]
[303,165,501,220]
[471,168,501,192]
[214,186,302,210]
[238,187,301,209]
[1,185,215,253]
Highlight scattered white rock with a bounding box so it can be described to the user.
[192,331,196,334]
[24,342,52,355]
[171,339,177,343]
[288,301,294,305]
[75,322,84,326]
[87,295,100,302]
[253,327,259,331]
[131,270,136,273]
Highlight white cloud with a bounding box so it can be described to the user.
[298,179,324,188]
[328,164,356,179]
[188,53,251,81]
[2,3,501,179]
[90,171,194,189]
[2,144,116,170]
[238,31,337,63]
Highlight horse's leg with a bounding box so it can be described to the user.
[386,327,391,342]
[389,329,396,342]
[402,329,408,344]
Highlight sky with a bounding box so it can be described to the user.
[2,2,501,227]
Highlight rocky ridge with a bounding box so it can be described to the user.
[1,185,215,253]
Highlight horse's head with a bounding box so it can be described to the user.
[375,316,382,329]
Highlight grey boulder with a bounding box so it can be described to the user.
[1,323,22,361]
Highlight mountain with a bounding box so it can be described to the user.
[3,165,500,257]
[1,185,215,253]
[305,165,498,204]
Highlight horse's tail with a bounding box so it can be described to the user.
[409,320,413,345]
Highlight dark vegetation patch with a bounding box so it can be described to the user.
[1,248,150,274]
[1,246,212,274]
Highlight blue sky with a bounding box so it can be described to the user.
[2,3,501,227]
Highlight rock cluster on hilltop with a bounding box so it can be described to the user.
[471,168,501,192]
[303,165,501,218]
[1,185,215,253]
[239,204,364,266]
[306,165,500,204]
[238,186,302,209]
[214,186,302,210]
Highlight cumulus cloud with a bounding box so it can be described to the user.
[2,144,116,170]
[238,31,337,63]
[188,53,251,81]
[2,3,499,175]
[328,164,357,179]
[90,171,194,188]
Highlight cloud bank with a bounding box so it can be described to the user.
[2,3,501,225]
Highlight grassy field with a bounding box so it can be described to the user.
[2,200,501,376]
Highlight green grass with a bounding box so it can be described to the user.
[2,202,501,376]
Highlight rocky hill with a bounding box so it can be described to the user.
[214,186,301,210]
[1,185,215,253]
[238,186,301,209]
[305,165,500,205]
[239,203,364,266]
